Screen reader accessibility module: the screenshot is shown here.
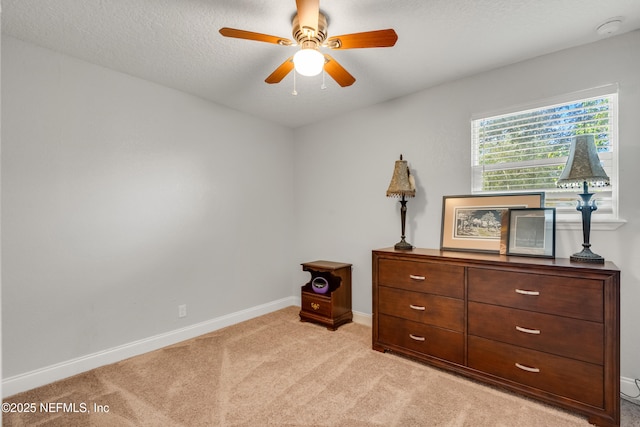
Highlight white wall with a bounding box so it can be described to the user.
[293,30,640,382]
[1,37,295,379]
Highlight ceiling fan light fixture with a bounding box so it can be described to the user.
[219,3,396,87]
[293,48,324,76]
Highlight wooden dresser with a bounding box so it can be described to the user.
[372,247,620,427]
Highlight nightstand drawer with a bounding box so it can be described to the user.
[468,268,603,322]
[468,336,603,408]
[378,259,464,298]
[301,292,332,318]
[378,314,464,364]
[468,302,603,364]
[379,286,463,331]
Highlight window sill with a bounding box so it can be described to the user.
[556,218,627,231]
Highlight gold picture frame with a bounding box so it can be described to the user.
[440,193,545,254]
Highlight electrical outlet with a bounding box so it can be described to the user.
[178,304,187,318]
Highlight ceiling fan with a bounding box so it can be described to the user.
[219,0,398,87]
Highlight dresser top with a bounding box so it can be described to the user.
[373,247,620,272]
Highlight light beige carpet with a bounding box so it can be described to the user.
[3,306,637,426]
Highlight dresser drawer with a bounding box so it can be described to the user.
[468,268,603,322]
[468,302,603,364]
[301,292,332,317]
[378,314,464,364]
[378,259,464,298]
[379,286,463,331]
[468,336,603,408]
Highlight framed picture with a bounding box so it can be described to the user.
[507,208,556,258]
[440,193,545,254]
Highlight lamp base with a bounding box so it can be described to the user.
[570,247,605,264]
[394,239,413,251]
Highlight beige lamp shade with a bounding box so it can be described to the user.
[387,155,416,197]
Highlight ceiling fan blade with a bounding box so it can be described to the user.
[296,0,320,33]
[323,54,355,87]
[265,57,295,84]
[326,29,398,49]
[219,28,293,46]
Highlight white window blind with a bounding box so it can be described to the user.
[471,89,618,220]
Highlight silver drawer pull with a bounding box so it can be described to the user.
[409,274,426,281]
[409,334,426,341]
[516,326,541,335]
[515,363,540,373]
[409,304,426,311]
[515,289,540,296]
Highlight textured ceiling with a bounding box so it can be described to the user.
[3,0,640,128]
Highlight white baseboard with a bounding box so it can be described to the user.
[2,297,297,398]
[621,376,640,404]
[352,310,372,327]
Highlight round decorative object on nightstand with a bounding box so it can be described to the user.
[311,276,329,294]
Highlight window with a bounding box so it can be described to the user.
[471,86,618,222]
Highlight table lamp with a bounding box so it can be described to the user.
[556,135,610,263]
[387,155,416,250]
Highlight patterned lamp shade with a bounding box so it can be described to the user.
[386,155,416,197]
[557,135,610,188]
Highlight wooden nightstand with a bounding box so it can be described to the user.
[299,260,352,330]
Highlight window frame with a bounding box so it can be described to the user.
[470,85,621,229]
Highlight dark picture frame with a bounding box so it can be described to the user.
[440,193,545,254]
[506,208,556,258]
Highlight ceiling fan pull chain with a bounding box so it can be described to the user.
[292,70,298,96]
[321,69,327,90]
